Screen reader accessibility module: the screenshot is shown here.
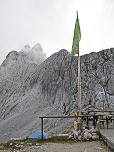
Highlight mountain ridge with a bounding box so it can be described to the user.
[0,46,114,143]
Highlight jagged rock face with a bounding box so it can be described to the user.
[80,48,114,109]
[0,44,47,143]
[29,49,78,113]
[0,46,114,143]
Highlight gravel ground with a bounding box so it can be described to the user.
[0,140,111,152]
[23,141,111,152]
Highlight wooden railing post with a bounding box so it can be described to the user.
[106,117,108,129]
[41,117,43,140]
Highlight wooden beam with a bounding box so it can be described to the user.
[41,117,43,140]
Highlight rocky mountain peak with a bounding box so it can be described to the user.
[2,43,47,67]
[0,47,114,144]
[32,43,42,51]
[1,51,19,66]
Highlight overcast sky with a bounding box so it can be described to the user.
[0,0,114,65]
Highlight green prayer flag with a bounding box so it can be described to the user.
[71,14,81,56]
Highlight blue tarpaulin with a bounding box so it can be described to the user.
[28,130,49,141]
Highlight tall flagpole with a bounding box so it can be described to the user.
[78,44,81,123]
[71,11,81,130]
[77,11,81,125]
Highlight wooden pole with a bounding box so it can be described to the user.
[41,118,43,140]
[78,44,81,124]
[77,10,81,127]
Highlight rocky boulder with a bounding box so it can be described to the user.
[69,128,99,140]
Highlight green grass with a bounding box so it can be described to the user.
[1,135,114,151]
[96,130,102,138]
[0,140,21,150]
[37,136,76,144]
[0,136,77,150]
